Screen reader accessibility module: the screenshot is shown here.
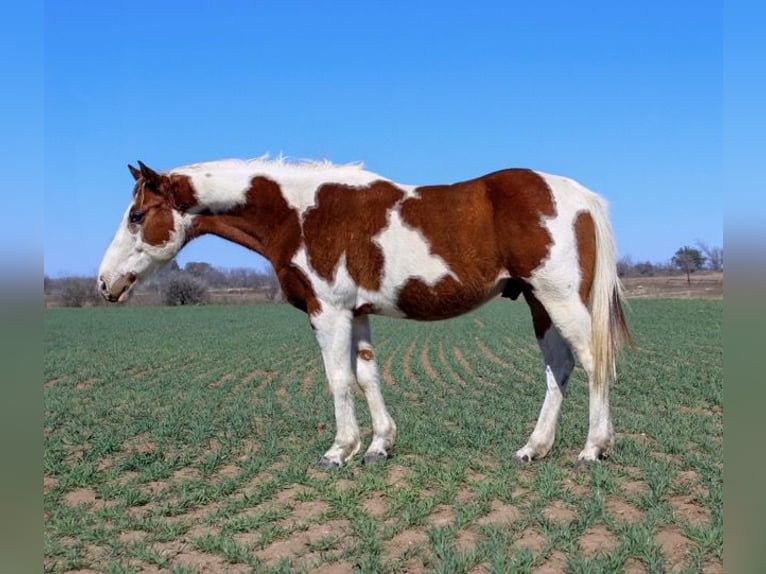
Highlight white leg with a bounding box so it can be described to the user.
[313,308,361,468]
[580,364,614,462]
[352,316,397,463]
[515,325,574,462]
[543,296,614,463]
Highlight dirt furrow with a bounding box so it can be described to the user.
[209,373,234,389]
[382,341,404,387]
[437,341,466,387]
[232,368,277,395]
[452,346,477,379]
[300,362,320,395]
[474,336,514,370]
[420,339,456,396]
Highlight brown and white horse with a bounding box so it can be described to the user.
[98,157,631,467]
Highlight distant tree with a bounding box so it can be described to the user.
[163,259,181,275]
[696,240,723,271]
[226,267,252,288]
[617,255,633,277]
[262,266,282,301]
[634,261,656,276]
[672,246,706,285]
[143,259,180,293]
[184,261,213,277]
[60,277,100,307]
[184,261,226,287]
[164,273,209,305]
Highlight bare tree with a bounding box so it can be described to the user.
[617,255,633,277]
[184,261,226,287]
[696,240,723,271]
[59,277,101,307]
[672,246,706,285]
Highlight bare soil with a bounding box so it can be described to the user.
[621,271,723,299]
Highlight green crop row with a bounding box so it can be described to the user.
[45,299,722,573]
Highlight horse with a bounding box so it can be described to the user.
[98,156,631,468]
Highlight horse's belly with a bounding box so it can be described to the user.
[373,275,507,321]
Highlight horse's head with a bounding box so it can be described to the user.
[98,162,192,302]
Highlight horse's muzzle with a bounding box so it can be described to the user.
[99,273,137,303]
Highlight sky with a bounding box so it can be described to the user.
[40,1,723,277]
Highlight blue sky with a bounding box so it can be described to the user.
[41,1,722,277]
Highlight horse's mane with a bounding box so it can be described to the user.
[171,154,366,175]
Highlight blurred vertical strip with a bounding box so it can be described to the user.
[0,1,43,572]
[724,0,766,572]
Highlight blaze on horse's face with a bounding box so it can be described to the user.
[98,162,188,302]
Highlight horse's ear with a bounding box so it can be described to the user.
[137,161,162,189]
[128,164,141,181]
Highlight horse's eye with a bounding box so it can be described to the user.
[129,210,145,225]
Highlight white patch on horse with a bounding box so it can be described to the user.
[170,162,254,213]
[528,172,587,298]
[291,206,458,317]
[374,209,457,292]
[292,248,358,310]
[291,204,460,317]
[291,248,394,318]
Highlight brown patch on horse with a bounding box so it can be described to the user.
[523,290,552,339]
[395,169,556,319]
[483,169,556,277]
[165,174,200,211]
[358,348,374,361]
[574,210,596,305]
[190,176,322,315]
[401,179,501,281]
[127,185,178,246]
[302,181,404,291]
[397,275,496,320]
[397,179,503,318]
[190,177,302,267]
[188,177,317,313]
[353,303,376,317]
[129,169,200,247]
[141,206,175,246]
[277,264,322,316]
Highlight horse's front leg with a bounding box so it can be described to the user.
[353,315,396,464]
[313,307,361,468]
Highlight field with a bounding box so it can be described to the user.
[44,299,722,573]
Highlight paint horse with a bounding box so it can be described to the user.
[99,157,631,467]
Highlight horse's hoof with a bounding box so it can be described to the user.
[576,449,609,468]
[513,453,532,466]
[575,453,607,470]
[316,456,342,469]
[363,451,388,465]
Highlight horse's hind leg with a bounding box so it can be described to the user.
[527,291,614,463]
[352,315,397,463]
[515,292,575,463]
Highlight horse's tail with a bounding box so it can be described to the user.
[585,191,633,395]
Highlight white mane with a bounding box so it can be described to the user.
[167,155,388,215]
[171,154,368,176]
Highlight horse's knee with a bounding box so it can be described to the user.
[355,347,378,388]
[358,347,375,362]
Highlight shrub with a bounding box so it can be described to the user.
[60,277,100,307]
[163,273,209,306]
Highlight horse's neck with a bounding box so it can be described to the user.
[176,158,392,267]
